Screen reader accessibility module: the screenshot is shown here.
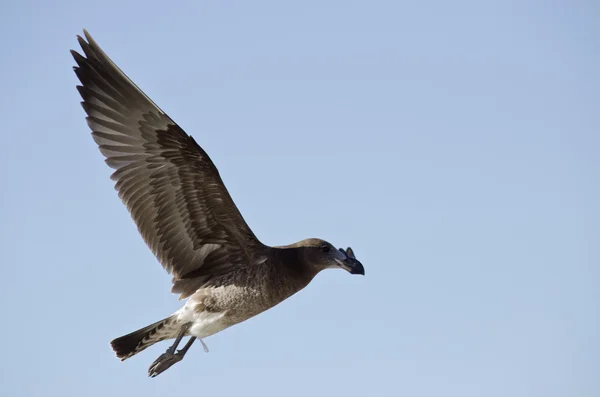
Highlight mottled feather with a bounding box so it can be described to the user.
[72,30,267,299]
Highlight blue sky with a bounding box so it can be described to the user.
[0,1,598,396]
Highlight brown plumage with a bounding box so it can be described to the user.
[71,30,364,377]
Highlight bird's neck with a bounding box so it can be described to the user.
[269,247,317,289]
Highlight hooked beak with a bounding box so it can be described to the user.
[335,247,365,275]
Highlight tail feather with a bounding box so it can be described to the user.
[110,315,179,361]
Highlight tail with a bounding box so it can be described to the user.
[110,315,179,361]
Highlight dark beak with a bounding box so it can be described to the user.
[345,257,365,275]
[336,247,365,275]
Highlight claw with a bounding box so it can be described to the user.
[148,352,183,378]
[339,247,356,259]
[345,247,355,259]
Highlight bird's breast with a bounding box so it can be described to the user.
[179,265,308,338]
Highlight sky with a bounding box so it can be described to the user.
[0,1,598,396]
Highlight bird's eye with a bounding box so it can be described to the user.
[320,244,330,252]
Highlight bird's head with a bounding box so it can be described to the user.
[296,238,365,275]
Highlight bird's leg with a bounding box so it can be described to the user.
[148,325,191,377]
[167,326,187,354]
[177,336,197,356]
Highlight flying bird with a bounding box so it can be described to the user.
[71,30,365,377]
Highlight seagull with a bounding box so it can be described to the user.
[71,30,365,378]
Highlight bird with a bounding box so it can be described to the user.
[71,30,365,378]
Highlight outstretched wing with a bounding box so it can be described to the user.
[72,30,267,298]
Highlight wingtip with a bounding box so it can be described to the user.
[76,35,88,49]
[82,29,98,48]
[81,29,92,42]
[70,50,87,69]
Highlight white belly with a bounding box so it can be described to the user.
[175,301,230,339]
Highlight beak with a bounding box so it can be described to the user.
[335,247,365,275]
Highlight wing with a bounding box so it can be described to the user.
[72,30,267,299]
